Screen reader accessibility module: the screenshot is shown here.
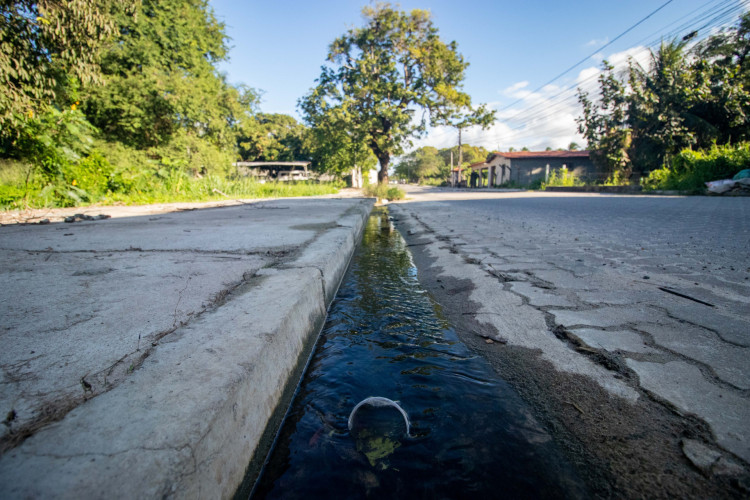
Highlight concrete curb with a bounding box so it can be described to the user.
[0,199,373,499]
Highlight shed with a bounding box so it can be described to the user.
[484,151,602,187]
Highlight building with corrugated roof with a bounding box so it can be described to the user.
[464,150,602,187]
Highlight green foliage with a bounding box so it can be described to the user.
[577,61,630,178]
[238,113,310,163]
[0,0,120,136]
[627,40,698,174]
[300,3,494,183]
[542,167,584,189]
[436,144,490,169]
[578,13,750,180]
[0,107,99,207]
[61,151,114,196]
[395,146,444,182]
[395,143,489,184]
[0,166,341,209]
[0,0,364,211]
[363,183,405,201]
[418,177,447,187]
[601,170,630,186]
[642,142,750,192]
[84,0,254,153]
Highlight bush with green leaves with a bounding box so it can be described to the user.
[642,142,750,192]
[542,167,583,189]
[363,183,405,200]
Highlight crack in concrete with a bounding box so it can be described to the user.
[0,247,293,257]
[406,205,750,406]
[0,269,264,455]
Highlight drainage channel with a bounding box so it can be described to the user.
[247,207,587,499]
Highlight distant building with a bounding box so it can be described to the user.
[468,151,602,187]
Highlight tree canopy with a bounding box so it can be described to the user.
[578,12,750,178]
[83,0,253,156]
[395,143,490,183]
[0,0,119,136]
[300,3,494,183]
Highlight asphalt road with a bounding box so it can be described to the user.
[391,185,750,498]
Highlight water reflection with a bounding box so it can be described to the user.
[250,208,586,499]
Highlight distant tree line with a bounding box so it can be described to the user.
[577,13,750,181]
[394,144,490,183]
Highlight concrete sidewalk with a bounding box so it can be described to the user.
[0,196,373,498]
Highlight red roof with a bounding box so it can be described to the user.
[490,150,590,160]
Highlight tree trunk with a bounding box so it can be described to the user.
[378,155,390,184]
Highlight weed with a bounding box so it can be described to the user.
[363,183,405,200]
[542,167,584,189]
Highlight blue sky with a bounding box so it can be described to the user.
[209,0,748,152]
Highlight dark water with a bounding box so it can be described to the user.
[251,208,586,499]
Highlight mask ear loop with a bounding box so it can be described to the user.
[348,396,411,437]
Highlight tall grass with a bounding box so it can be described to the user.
[0,156,342,209]
[363,183,405,200]
[541,166,583,189]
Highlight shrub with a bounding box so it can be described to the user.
[363,183,405,200]
[0,184,27,206]
[386,186,405,200]
[542,167,583,189]
[61,151,114,197]
[601,170,630,186]
[642,143,750,192]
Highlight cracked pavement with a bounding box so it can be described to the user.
[0,196,373,497]
[391,185,749,493]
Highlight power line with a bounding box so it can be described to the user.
[496,0,676,113]
[499,0,748,134]
[501,0,738,128]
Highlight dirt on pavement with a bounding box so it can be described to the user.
[392,210,749,499]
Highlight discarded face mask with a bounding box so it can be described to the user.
[348,397,410,469]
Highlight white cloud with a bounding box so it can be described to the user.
[576,67,600,85]
[409,45,658,154]
[585,37,608,48]
[502,81,529,95]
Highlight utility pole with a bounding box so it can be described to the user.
[457,127,463,184]
[450,150,454,187]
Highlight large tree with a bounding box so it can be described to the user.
[0,0,119,137]
[237,113,309,162]
[395,146,444,182]
[627,40,697,173]
[83,0,252,154]
[300,3,494,184]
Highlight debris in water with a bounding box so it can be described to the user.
[349,397,410,469]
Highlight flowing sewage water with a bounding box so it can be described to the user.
[249,208,587,498]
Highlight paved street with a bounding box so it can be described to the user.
[391,185,749,495]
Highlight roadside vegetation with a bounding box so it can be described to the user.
[578,13,750,191]
[642,143,750,193]
[3,3,748,206]
[395,13,750,194]
[541,166,584,189]
[363,183,405,201]
[0,0,346,210]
